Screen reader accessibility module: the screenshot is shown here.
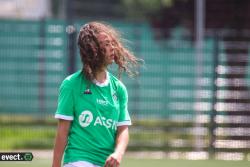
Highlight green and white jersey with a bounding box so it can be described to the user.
[55,70,131,166]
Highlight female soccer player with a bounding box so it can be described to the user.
[52,22,141,167]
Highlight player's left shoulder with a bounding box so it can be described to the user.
[108,72,126,91]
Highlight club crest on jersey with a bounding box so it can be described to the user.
[112,92,118,101]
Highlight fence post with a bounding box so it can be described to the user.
[38,18,46,117]
[132,23,141,118]
[209,33,219,158]
[66,0,76,74]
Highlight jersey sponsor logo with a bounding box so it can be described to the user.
[93,116,116,130]
[96,99,108,106]
[79,110,116,130]
[79,110,93,127]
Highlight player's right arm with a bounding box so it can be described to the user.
[52,119,71,167]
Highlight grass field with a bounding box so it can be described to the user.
[0,158,249,167]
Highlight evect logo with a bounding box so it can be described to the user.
[79,110,93,127]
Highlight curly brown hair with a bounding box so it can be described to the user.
[77,21,142,81]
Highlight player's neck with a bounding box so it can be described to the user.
[95,70,107,84]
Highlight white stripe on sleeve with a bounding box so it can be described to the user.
[55,114,74,120]
[117,120,132,126]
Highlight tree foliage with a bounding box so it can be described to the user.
[121,0,182,20]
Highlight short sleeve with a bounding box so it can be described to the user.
[55,81,74,121]
[117,82,132,126]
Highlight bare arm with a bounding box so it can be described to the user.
[104,125,129,167]
[52,119,71,167]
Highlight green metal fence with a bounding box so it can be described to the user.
[0,19,214,118]
[0,19,67,115]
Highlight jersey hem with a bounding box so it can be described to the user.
[55,114,74,120]
[64,160,101,167]
[63,157,104,167]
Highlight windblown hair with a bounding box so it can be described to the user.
[78,21,141,81]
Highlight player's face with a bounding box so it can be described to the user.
[97,32,116,66]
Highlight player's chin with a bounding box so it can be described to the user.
[105,60,114,66]
[107,59,114,64]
